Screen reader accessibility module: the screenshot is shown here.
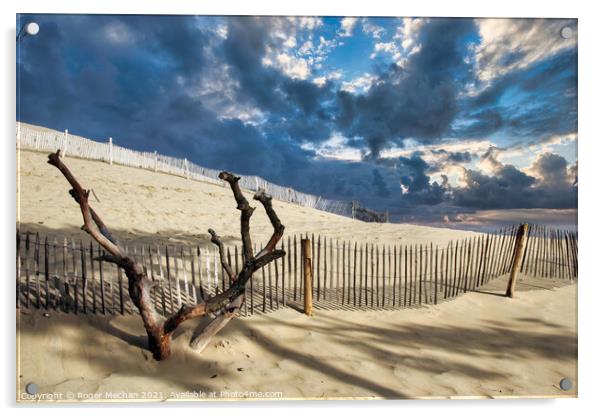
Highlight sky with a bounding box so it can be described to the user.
[16,15,578,230]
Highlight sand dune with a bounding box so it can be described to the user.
[16,149,577,401]
[17,150,477,247]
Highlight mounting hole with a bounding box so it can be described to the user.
[25,382,38,395]
[559,377,573,391]
[560,26,573,39]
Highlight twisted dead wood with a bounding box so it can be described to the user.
[47,150,285,360]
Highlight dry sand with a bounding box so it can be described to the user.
[17,277,577,401]
[16,149,577,401]
[17,150,478,247]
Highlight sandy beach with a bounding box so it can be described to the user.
[17,150,478,247]
[17,277,577,401]
[16,149,577,400]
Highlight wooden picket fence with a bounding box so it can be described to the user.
[15,224,577,316]
[17,122,388,222]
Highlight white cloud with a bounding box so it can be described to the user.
[103,21,137,44]
[327,70,342,80]
[340,17,358,37]
[277,53,310,79]
[215,24,228,39]
[361,18,385,39]
[263,52,310,80]
[495,132,577,160]
[312,76,327,87]
[395,17,427,53]
[341,73,377,94]
[190,63,265,124]
[382,138,493,161]
[301,132,362,161]
[260,17,339,81]
[312,70,343,87]
[478,146,504,174]
[369,18,426,66]
[288,16,323,30]
[283,36,297,49]
[298,40,314,55]
[370,42,399,60]
[381,137,495,187]
[475,18,577,83]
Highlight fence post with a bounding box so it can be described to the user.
[505,223,529,298]
[108,137,113,165]
[63,129,69,157]
[184,158,189,180]
[302,238,313,316]
[154,151,158,172]
[16,122,21,150]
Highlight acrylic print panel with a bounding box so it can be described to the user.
[16,14,577,401]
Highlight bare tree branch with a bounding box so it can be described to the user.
[189,309,238,352]
[48,154,286,361]
[253,249,286,270]
[254,190,285,258]
[208,228,235,282]
[67,189,118,245]
[219,172,254,262]
[47,150,122,257]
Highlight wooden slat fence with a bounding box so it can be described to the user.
[17,122,386,222]
[16,224,577,316]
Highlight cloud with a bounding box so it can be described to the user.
[288,16,323,31]
[336,18,477,158]
[527,152,575,188]
[455,47,577,143]
[340,73,377,94]
[372,169,391,198]
[16,15,578,225]
[264,52,311,80]
[361,18,386,39]
[103,20,137,44]
[453,151,577,210]
[430,149,472,165]
[340,17,358,37]
[475,18,577,83]
[312,70,342,87]
[395,17,427,54]
[370,42,398,59]
[396,153,448,205]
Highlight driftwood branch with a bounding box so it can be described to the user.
[208,228,235,282]
[48,152,286,361]
[189,309,238,352]
[254,190,285,258]
[219,172,255,262]
[189,294,244,352]
[47,150,121,257]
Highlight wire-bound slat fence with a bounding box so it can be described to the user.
[16,224,577,316]
[16,123,387,222]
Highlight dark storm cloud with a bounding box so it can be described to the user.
[529,152,575,188]
[455,48,577,141]
[452,153,576,210]
[221,17,283,111]
[17,15,578,223]
[430,149,472,165]
[17,14,212,148]
[219,16,336,144]
[335,18,477,157]
[18,15,331,171]
[371,169,391,198]
[397,153,447,205]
